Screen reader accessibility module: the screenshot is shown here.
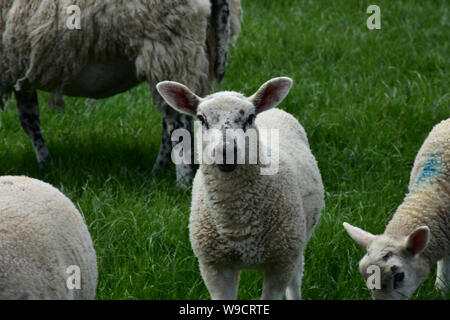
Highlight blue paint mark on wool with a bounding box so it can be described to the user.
[414,155,441,187]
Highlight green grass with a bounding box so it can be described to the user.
[0,0,448,300]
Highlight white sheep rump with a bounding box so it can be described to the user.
[0,176,98,300]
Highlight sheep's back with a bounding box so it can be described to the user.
[0,176,97,299]
[409,118,450,192]
[256,108,324,237]
[0,0,211,93]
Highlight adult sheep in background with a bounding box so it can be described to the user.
[0,0,242,188]
[0,176,98,299]
[157,77,324,299]
[344,118,449,299]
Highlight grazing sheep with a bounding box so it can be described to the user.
[157,77,324,299]
[0,176,98,299]
[344,118,449,300]
[0,0,242,188]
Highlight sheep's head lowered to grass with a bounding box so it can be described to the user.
[157,77,292,173]
[343,222,431,300]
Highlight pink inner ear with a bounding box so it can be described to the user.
[253,78,292,112]
[409,228,429,254]
[167,88,194,111]
[259,85,278,108]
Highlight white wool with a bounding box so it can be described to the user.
[0,0,212,95]
[230,0,243,44]
[190,105,324,299]
[0,176,98,300]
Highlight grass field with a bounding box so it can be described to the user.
[0,0,448,300]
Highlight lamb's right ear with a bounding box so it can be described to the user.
[156,81,201,117]
[249,77,293,114]
[343,222,376,249]
[405,226,430,256]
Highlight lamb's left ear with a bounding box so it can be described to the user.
[156,81,202,117]
[343,222,376,249]
[405,226,430,255]
[249,77,293,114]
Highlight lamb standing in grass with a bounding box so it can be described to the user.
[157,77,324,299]
[0,0,242,188]
[344,118,449,300]
[0,176,98,299]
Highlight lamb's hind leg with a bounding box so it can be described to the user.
[14,90,50,167]
[436,254,449,296]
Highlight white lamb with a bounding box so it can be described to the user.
[157,77,324,299]
[0,0,242,188]
[0,176,98,299]
[344,118,449,299]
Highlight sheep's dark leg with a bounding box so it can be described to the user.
[172,112,196,188]
[152,115,172,171]
[14,90,51,167]
[152,104,196,189]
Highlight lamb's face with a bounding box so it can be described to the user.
[358,235,429,300]
[343,223,430,300]
[195,93,257,172]
[156,77,293,173]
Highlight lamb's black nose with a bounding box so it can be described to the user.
[217,163,237,172]
[217,142,238,172]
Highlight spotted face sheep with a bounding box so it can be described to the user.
[0,0,242,188]
[157,77,324,300]
[0,176,98,299]
[344,118,449,300]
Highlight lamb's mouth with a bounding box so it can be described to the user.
[216,143,238,172]
[217,163,237,172]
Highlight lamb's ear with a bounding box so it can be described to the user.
[405,226,430,255]
[249,77,293,114]
[343,222,376,249]
[156,81,201,117]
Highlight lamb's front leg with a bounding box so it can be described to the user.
[199,263,240,300]
[436,254,449,296]
[14,90,51,167]
[262,262,297,300]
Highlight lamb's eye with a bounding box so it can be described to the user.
[393,272,405,289]
[197,115,208,128]
[382,252,393,261]
[245,114,255,128]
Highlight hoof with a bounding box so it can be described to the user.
[176,177,193,191]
